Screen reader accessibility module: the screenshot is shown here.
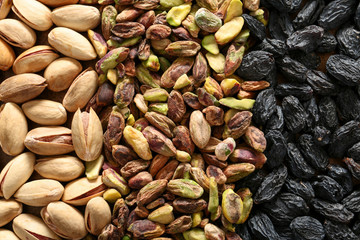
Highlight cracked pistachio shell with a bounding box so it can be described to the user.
[13,214,60,240]
[41,201,87,240]
[72,108,103,161]
[63,68,98,112]
[0,0,12,20]
[85,197,111,235]
[24,126,74,155]
[14,179,64,207]
[51,5,100,32]
[35,155,84,182]
[123,126,152,160]
[0,73,47,104]
[0,152,35,199]
[12,45,59,74]
[12,0,52,31]
[37,0,79,7]
[0,18,36,49]
[22,99,67,126]
[44,57,83,92]
[62,176,107,206]
[0,103,27,156]
[0,38,15,71]
[0,199,22,227]
[0,229,20,240]
[48,27,96,61]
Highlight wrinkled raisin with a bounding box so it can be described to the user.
[290,216,325,240]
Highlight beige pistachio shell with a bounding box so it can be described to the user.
[35,155,85,182]
[24,126,74,156]
[62,176,107,206]
[41,201,87,240]
[44,57,82,92]
[0,103,27,156]
[0,73,47,103]
[71,108,103,161]
[63,67,98,112]
[13,214,60,240]
[0,229,20,240]
[0,199,22,227]
[12,45,59,74]
[12,0,52,31]
[37,0,79,7]
[51,4,100,32]
[0,18,36,48]
[22,99,67,125]
[0,152,35,199]
[48,27,96,60]
[0,0,12,20]
[14,179,64,207]
[0,38,15,71]
[85,197,111,235]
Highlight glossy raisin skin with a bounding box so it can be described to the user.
[355,2,360,29]
[284,179,315,201]
[265,106,284,132]
[318,97,338,131]
[317,31,337,53]
[248,212,280,240]
[313,126,331,146]
[304,98,320,131]
[293,0,325,30]
[236,224,252,240]
[336,25,360,59]
[310,199,354,224]
[286,25,324,53]
[336,88,360,122]
[253,165,288,204]
[298,134,329,171]
[237,51,275,81]
[341,190,360,213]
[242,14,266,41]
[262,193,310,226]
[238,169,268,194]
[326,54,360,86]
[282,96,307,134]
[306,70,337,96]
[278,56,308,83]
[311,175,346,203]
[256,38,288,58]
[275,83,313,101]
[286,143,315,179]
[252,89,277,126]
[290,216,325,240]
[289,51,321,70]
[348,142,360,161]
[343,157,360,180]
[324,220,359,240]
[329,121,360,158]
[266,0,302,12]
[327,164,353,194]
[269,11,294,41]
[264,130,287,169]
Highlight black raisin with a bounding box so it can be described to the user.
[324,220,359,240]
[336,25,360,59]
[269,11,294,41]
[298,134,329,171]
[237,168,268,194]
[237,51,275,81]
[289,51,321,70]
[252,89,277,126]
[282,96,307,133]
[312,175,346,203]
[352,219,360,235]
[303,97,320,131]
[264,130,287,169]
[355,3,360,29]
[343,157,360,180]
[236,223,252,240]
[317,31,337,53]
[242,14,266,41]
[348,142,360,161]
[255,38,288,58]
[313,126,331,146]
[310,198,354,224]
[265,106,285,132]
[318,97,338,131]
[306,70,338,95]
[327,164,353,194]
[336,88,360,122]
[286,143,316,179]
[284,178,315,201]
[275,83,313,101]
[286,25,324,53]
[290,216,325,240]
[329,120,360,158]
[293,0,325,30]
[248,212,280,240]
[341,190,360,213]
[266,0,302,12]
[277,56,308,83]
[326,54,360,86]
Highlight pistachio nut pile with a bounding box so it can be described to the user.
[0,0,270,239]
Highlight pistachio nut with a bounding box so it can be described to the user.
[167,179,204,199]
[123,126,152,160]
[148,204,175,224]
[223,111,253,139]
[37,0,79,7]
[183,228,207,240]
[0,103,27,156]
[48,27,97,60]
[223,163,255,183]
[0,18,36,48]
[229,147,267,169]
[161,57,194,88]
[189,110,211,149]
[215,137,236,161]
[121,159,150,178]
[195,8,222,33]
[137,179,168,206]
[128,219,165,239]
[129,171,153,189]
[149,155,169,177]
[14,179,64,207]
[12,0,52,31]
[13,214,60,240]
[71,108,103,161]
[173,198,207,214]
[143,126,177,157]
[44,57,83,92]
[202,35,219,55]
[166,215,192,234]
[12,45,59,74]
[0,199,22,227]
[165,41,201,57]
[103,188,122,203]
[24,126,74,155]
[85,197,111,235]
[35,155,84,182]
[208,177,219,213]
[236,188,253,224]
[215,17,244,45]
[86,155,104,180]
[0,229,20,240]
[41,201,87,240]
[224,0,243,23]
[206,166,227,185]
[0,152,35,199]
[192,212,202,228]
[102,168,130,195]
[243,126,267,152]
[206,52,226,74]
[0,0,12,19]
[190,167,210,191]
[155,159,178,180]
[222,189,243,224]
[101,5,117,40]
[0,73,47,103]
[0,38,15,71]
[63,67,98,112]
[22,99,67,126]
[166,3,191,26]
[145,112,176,138]
[62,176,107,206]
[51,5,100,32]
[204,223,225,240]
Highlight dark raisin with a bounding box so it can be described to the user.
[265,106,285,132]
[336,25,360,59]
[293,0,325,30]
[255,38,288,58]
[290,216,325,240]
[252,89,277,126]
[277,56,308,83]
[286,25,324,53]
[286,143,316,179]
[237,169,268,194]
[355,3,360,29]
[262,193,310,226]
[311,175,346,203]
[310,198,354,224]
[266,0,302,12]
[254,165,288,204]
[248,211,280,240]
[242,14,266,41]
[313,126,331,146]
[343,157,360,180]
[318,0,358,30]
[236,51,275,81]
[269,11,294,41]
[264,130,287,169]
[236,223,252,240]
[326,54,360,86]
[318,97,338,131]
[324,220,359,240]
[341,190,360,213]
[336,88,360,122]
[352,219,360,235]
[317,31,337,53]
[289,51,321,70]
[298,134,329,171]
[348,142,360,161]
[329,121,360,158]
[276,226,294,240]
[282,96,307,133]
[284,178,315,201]
[275,83,313,101]
[306,70,338,95]
[327,164,353,194]
[303,97,320,131]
